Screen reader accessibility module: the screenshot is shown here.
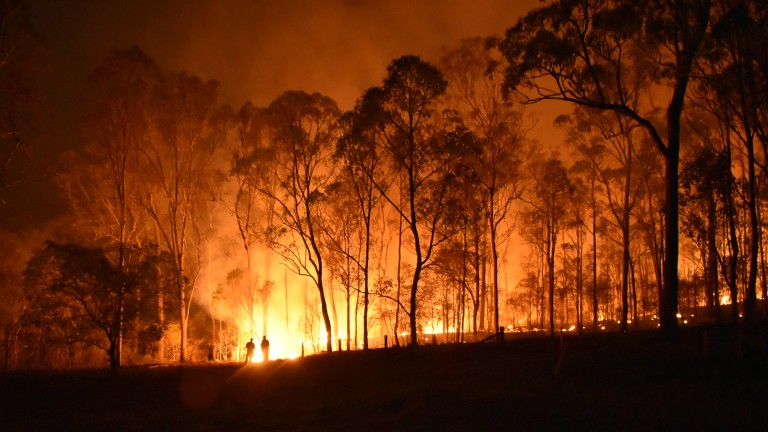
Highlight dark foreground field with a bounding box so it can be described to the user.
[2,326,767,431]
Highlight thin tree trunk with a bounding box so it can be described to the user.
[592,180,599,329]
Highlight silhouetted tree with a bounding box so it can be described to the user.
[334,107,386,349]
[502,0,713,333]
[521,157,574,335]
[680,144,734,323]
[58,47,159,368]
[237,90,340,352]
[440,37,530,334]
[138,71,228,362]
[561,108,644,331]
[23,242,135,371]
[355,56,460,345]
[697,1,766,324]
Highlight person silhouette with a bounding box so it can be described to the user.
[260,336,270,361]
[245,338,256,364]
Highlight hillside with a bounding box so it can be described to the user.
[1,325,766,431]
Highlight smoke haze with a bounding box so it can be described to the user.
[0,0,540,230]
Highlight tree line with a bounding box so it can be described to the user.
[1,0,766,371]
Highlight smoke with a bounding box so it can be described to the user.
[105,0,541,109]
[2,0,541,231]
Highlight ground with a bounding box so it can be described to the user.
[1,325,767,431]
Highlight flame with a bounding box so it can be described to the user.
[720,293,731,305]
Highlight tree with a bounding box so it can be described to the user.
[697,1,766,324]
[57,47,158,368]
[23,242,131,371]
[502,0,713,333]
[323,177,364,350]
[335,106,385,349]
[569,156,605,329]
[138,71,228,362]
[561,108,644,331]
[680,144,734,323]
[521,157,573,335]
[237,90,340,352]
[356,55,464,345]
[440,37,530,333]
[432,161,487,337]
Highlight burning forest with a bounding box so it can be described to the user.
[0,0,767,377]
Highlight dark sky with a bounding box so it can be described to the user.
[0,0,541,232]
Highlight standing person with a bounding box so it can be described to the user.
[260,336,270,362]
[245,338,256,364]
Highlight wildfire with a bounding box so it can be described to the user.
[720,294,732,305]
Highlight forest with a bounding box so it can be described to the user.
[0,0,766,372]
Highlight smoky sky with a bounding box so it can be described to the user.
[0,0,541,231]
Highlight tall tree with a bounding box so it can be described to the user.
[57,47,158,368]
[680,144,733,323]
[323,177,363,350]
[698,1,766,324]
[138,72,227,362]
[440,37,530,334]
[521,157,574,335]
[236,90,340,352]
[502,0,713,333]
[335,107,385,349]
[357,55,462,345]
[562,108,644,331]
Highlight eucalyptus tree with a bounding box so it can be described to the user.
[440,161,487,335]
[56,47,159,367]
[24,242,132,371]
[561,108,645,331]
[633,131,666,319]
[569,157,604,329]
[334,106,386,349]
[322,176,364,350]
[521,157,574,335]
[236,90,340,352]
[357,55,465,346]
[137,72,228,363]
[562,171,590,332]
[696,1,767,324]
[502,0,713,333]
[0,230,35,370]
[440,37,530,334]
[680,144,734,323]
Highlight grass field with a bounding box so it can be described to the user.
[1,325,766,431]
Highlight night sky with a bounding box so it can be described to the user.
[0,0,542,232]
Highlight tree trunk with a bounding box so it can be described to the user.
[707,195,720,323]
[157,285,165,362]
[490,193,500,334]
[179,271,187,363]
[743,135,759,325]
[547,218,556,336]
[395,211,402,346]
[363,215,371,350]
[318,275,333,353]
[592,180,599,329]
